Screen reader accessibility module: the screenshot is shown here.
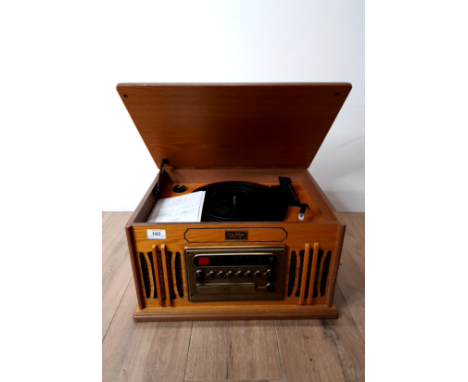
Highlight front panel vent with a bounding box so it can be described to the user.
[175,252,184,298]
[312,250,324,298]
[295,250,305,297]
[286,244,334,304]
[320,251,332,297]
[165,251,176,300]
[287,251,297,297]
[156,251,167,300]
[303,248,314,299]
[147,252,158,299]
[139,247,185,306]
[139,253,151,299]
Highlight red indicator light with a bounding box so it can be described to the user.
[198,257,210,266]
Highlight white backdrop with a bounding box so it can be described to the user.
[99,0,365,212]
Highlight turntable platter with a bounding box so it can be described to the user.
[193,181,288,222]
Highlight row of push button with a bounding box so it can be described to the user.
[195,269,276,282]
[211,269,276,280]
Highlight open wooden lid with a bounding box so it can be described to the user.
[117,83,351,169]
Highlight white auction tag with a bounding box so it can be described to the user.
[147,229,166,240]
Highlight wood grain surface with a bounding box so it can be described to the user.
[336,213,365,339]
[102,212,133,340]
[116,83,351,170]
[185,320,283,381]
[102,212,113,227]
[102,280,192,382]
[275,284,365,382]
[102,212,364,382]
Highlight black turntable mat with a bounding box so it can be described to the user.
[193,181,288,222]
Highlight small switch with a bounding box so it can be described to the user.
[173,185,186,193]
[195,270,205,283]
[266,269,277,282]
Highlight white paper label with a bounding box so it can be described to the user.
[146,191,206,223]
[147,229,166,240]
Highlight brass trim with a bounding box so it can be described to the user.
[185,246,286,302]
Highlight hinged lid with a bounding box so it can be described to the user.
[117,83,351,169]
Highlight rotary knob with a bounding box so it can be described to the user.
[218,271,225,278]
[246,270,253,278]
[228,271,234,278]
[173,185,186,193]
[209,271,216,279]
[195,270,205,283]
[266,283,276,293]
[255,271,262,278]
[237,271,244,278]
[266,269,277,282]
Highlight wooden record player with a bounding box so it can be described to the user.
[117,83,352,321]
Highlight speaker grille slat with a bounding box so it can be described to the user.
[165,251,177,300]
[156,251,167,300]
[287,251,297,297]
[303,248,314,299]
[175,252,184,298]
[313,250,324,298]
[320,251,332,297]
[139,253,151,299]
[295,250,305,297]
[147,252,158,299]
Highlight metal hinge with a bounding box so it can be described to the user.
[152,158,169,195]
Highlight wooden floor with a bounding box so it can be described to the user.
[102,212,365,382]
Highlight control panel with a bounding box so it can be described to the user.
[185,246,286,302]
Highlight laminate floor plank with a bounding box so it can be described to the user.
[185,320,283,381]
[102,212,134,340]
[102,212,132,266]
[102,211,113,227]
[102,244,132,340]
[336,212,365,339]
[103,212,365,382]
[339,213,364,264]
[322,285,365,381]
[102,280,193,382]
[275,284,364,382]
